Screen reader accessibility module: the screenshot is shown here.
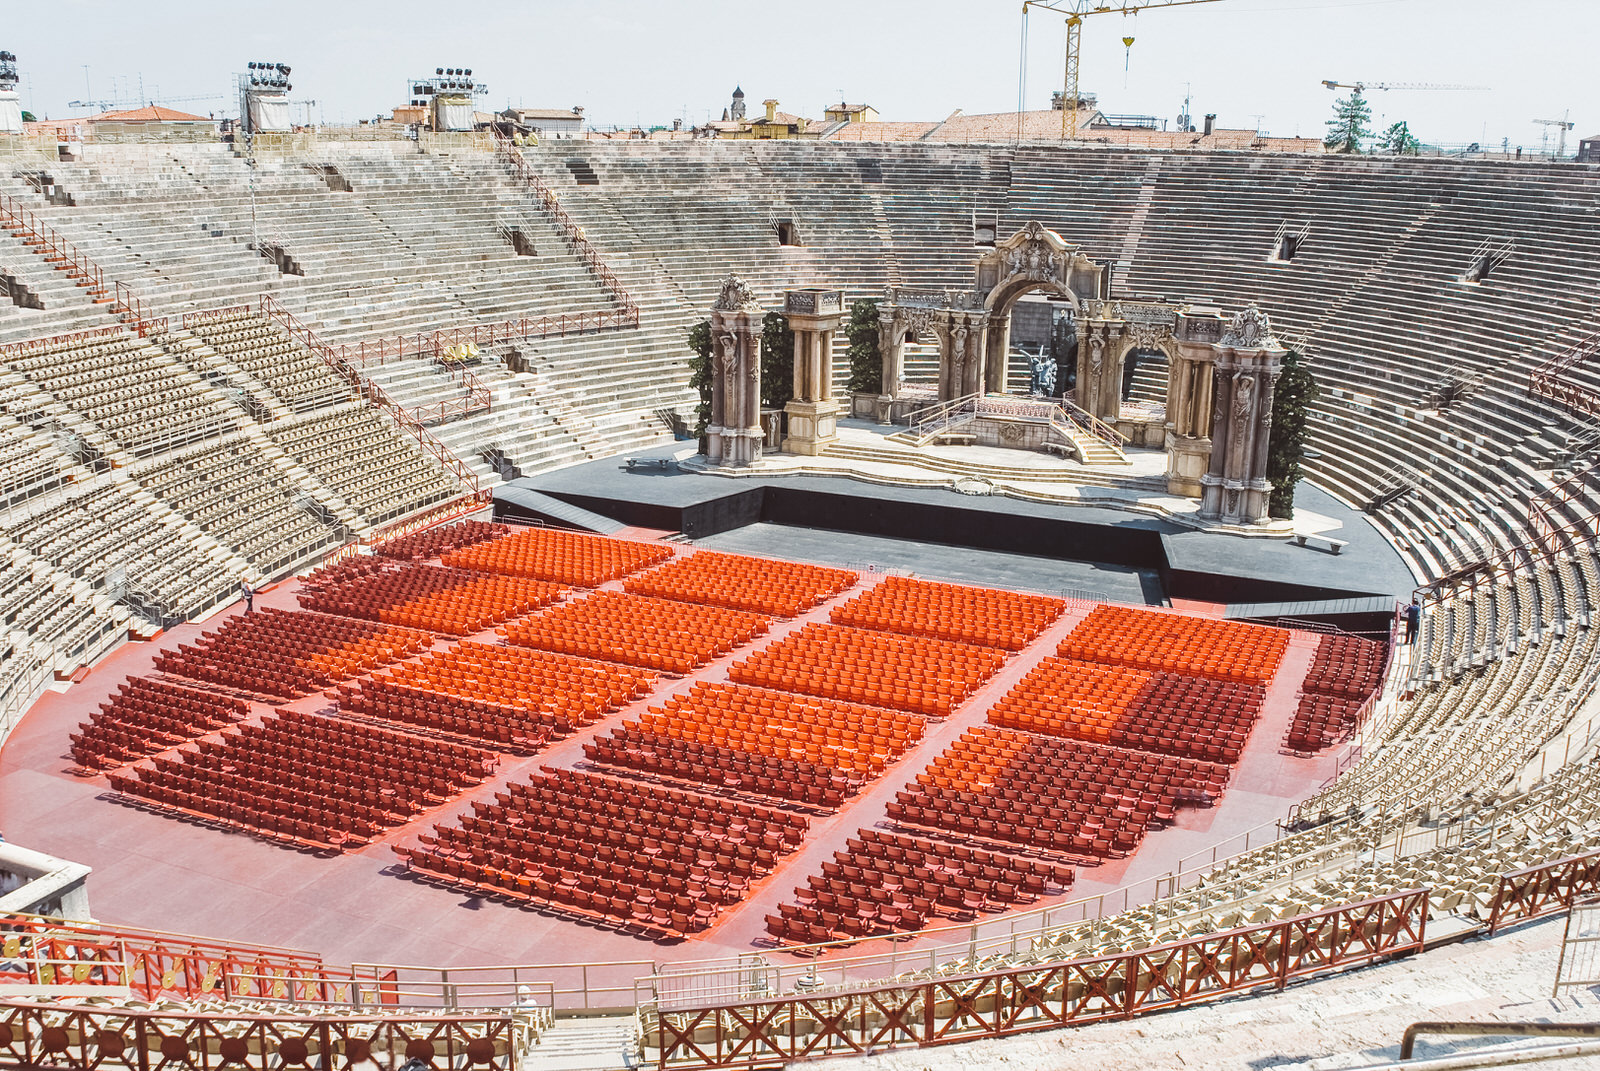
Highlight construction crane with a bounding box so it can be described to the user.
[1320,80,1489,95]
[68,92,225,113]
[1019,0,1227,141]
[1534,112,1574,158]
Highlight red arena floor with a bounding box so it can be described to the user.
[0,525,1344,977]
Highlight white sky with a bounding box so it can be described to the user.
[7,0,1595,149]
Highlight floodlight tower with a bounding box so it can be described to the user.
[409,68,489,132]
[0,51,23,135]
[239,61,293,136]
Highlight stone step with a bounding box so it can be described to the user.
[520,1016,640,1071]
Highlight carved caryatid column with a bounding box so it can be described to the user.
[1164,308,1225,497]
[1197,304,1285,525]
[707,274,765,467]
[782,287,845,456]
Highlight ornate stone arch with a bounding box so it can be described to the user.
[973,222,1105,395]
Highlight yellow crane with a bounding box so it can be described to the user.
[1019,0,1227,141]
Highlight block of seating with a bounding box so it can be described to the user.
[335,678,551,755]
[623,549,857,617]
[1302,633,1388,699]
[727,623,1007,718]
[68,677,249,770]
[1286,692,1369,753]
[366,639,654,736]
[828,575,1066,651]
[1284,633,1388,752]
[766,828,1075,944]
[374,520,510,563]
[441,527,674,587]
[151,607,435,699]
[396,767,807,939]
[105,710,497,851]
[296,559,567,636]
[988,657,1266,765]
[498,590,768,673]
[885,726,1231,860]
[1058,605,1290,683]
[582,681,926,807]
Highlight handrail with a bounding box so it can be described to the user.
[0,191,162,337]
[1413,507,1600,606]
[257,294,485,503]
[902,392,980,442]
[1399,1020,1600,1061]
[489,129,640,320]
[1529,329,1600,419]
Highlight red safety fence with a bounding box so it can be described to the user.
[489,129,640,321]
[258,293,486,502]
[1530,330,1600,421]
[0,1000,518,1071]
[0,912,347,1003]
[0,192,165,336]
[647,889,1428,1068]
[0,323,128,364]
[1488,848,1600,934]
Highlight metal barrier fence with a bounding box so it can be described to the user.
[341,960,655,1014]
[0,1000,522,1071]
[645,890,1428,1069]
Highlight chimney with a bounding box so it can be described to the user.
[1203,113,1216,136]
[672,118,682,131]
[764,99,778,122]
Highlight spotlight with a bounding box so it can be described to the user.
[465,69,472,76]
[248,61,257,69]
[436,67,444,75]
[279,64,290,74]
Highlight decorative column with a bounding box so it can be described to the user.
[782,287,845,456]
[876,308,904,422]
[1197,304,1286,525]
[1164,309,1223,496]
[707,274,765,467]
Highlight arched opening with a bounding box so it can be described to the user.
[983,276,1080,397]
[1122,346,1168,404]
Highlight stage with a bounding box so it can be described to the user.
[502,434,1415,627]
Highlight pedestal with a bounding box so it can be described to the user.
[782,399,841,456]
[1165,430,1211,497]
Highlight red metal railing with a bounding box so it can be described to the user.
[258,294,486,502]
[648,890,1428,1069]
[0,912,344,1003]
[1414,503,1600,606]
[1488,848,1600,934]
[0,191,164,337]
[1530,330,1600,420]
[1529,465,1600,554]
[0,323,129,364]
[489,129,641,322]
[180,304,254,330]
[0,1000,518,1071]
[338,309,640,370]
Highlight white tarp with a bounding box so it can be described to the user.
[0,90,23,135]
[434,95,473,132]
[246,91,290,133]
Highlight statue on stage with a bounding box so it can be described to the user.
[1028,352,1057,397]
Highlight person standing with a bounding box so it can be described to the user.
[1403,597,1421,645]
[241,579,255,615]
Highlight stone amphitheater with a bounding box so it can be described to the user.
[2,129,1600,1071]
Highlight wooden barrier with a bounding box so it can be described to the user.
[646,890,1428,1068]
[1489,848,1600,934]
[0,999,519,1071]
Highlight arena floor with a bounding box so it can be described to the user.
[0,512,1350,978]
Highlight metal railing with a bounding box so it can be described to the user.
[1530,329,1600,420]
[343,960,655,1014]
[257,294,485,503]
[489,129,640,321]
[896,392,979,445]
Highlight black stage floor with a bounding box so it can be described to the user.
[503,445,1416,619]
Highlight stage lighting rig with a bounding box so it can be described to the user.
[238,59,293,136]
[409,66,488,100]
[0,50,19,89]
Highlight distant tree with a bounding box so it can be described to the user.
[1323,92,1372,154]
[760,311,795,411]
[845,299,882,394]
[1267,348,1319,520]
[686,319,712,450]
[1376,120,1421,155]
